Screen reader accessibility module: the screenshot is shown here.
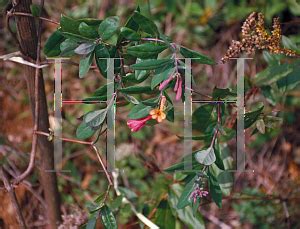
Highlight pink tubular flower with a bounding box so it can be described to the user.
[159,76,173,91]
[159,73,183,101]
[174,75,182,101]
[127,115,152,132]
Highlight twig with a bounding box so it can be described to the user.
[8,11,59,25]
[0,168,27,228]
[13,0,45,185]
[186,87,212,99]
[91,145,113,185]
[35,130,93,145]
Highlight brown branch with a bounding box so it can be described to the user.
[13,0,44,186]
[0,168,27,228]
[12,0,62,227]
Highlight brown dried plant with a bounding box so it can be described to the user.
[221,12,297,63]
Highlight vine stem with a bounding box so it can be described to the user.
[8,11,59,25]
[34,131,93,145]
[33,130,113,186]
[91,145,113,185]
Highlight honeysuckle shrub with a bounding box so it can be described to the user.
[44,8,299,228]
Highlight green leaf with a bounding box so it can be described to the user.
[208,167,222,208]
[192,197,201,216]
[277,63,300,90]
[128,103,152,119]
[192,104,215,132]
[120,27,140,41]
[95,44,110,77]
[164,151,203,173]
[30,4,41,17]
[132,11,159,36]
[262,51,281,64]
[166,107,174,122]
[245,105,264,129]
[212,87,236,100]
[215,168,233,196]
[77,18,102,26]
[83,96,107,104]
[60,15,81,35]
[84,109,107,127]
[94,193,106,204]
[195,147,216,166]
[214,144,225,170]
[154,200,176,229]
[127,43,167,59]
[282,35,299,51]
[99,205,117,229]
[60,31,94,42]
[122,93,139,105]
[75,43,96,55]
[79,22,99,39]
[86,216,97,229]
[177,176,196,209]
[180,46,215,65]
[177,134,213,141]
[151,65,175,89]
[131,59,173,70]
[44,30,65,57]
[79,52,94,78]
[122,72,148,83]
[254,63,293,86]
[105,34,118,46]
[133,58,148,81]
[110,196,123,211]
[124,8,139,31]
[98,16,119,41]
[76,122,96,139]
[169,184,205,229]
[93,82,115,97]
[118,187,138,200]
[119,86,153,94]
[60,39,78,56]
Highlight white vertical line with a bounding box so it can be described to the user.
[107,58,115,172]
[54,59,63,170]
[184,58,193,170]
[236,58,245,171]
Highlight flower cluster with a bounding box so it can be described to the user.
[127,96,167,132]
[221,12,297,63]
[190,187,209,204]
[159,72,183,101]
